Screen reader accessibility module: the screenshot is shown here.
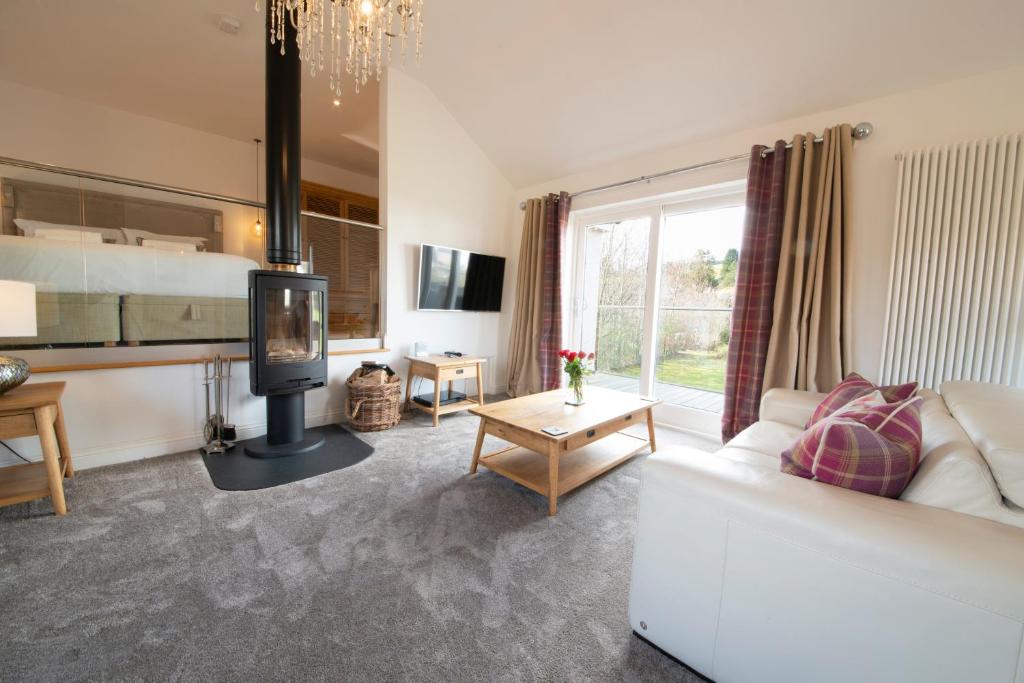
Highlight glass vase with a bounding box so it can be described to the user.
[566,375,585,406]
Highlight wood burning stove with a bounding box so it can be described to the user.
[249,271,327,397]
[245,270,328,457]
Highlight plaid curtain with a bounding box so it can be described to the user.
[721,142,788,442]
[539,192,570,390]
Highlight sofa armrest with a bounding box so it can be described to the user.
[628,447,1024,682]
[758,387,826,428]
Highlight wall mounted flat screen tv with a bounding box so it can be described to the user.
[417,244,505,312]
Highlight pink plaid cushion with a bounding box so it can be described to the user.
[782,394,924,498]
[806,372,918,428]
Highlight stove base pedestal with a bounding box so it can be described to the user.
[243,431,325,458]
[202,424,373,491]
[243,391,325,458]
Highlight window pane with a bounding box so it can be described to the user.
[583,218,650,396]
[654,206,744,412]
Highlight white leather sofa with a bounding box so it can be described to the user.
[628,382,1024,683]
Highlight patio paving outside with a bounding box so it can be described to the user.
[591,372,725,413]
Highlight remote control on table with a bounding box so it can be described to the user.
[541,425,568,436]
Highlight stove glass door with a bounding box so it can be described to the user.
[265,287,323,364]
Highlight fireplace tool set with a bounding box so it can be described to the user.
[202,355,236,455]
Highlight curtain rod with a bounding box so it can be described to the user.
[519,122,874,209]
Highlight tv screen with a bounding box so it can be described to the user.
[417,244,505,311]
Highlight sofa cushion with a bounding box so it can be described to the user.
[719,420,804,471]
[806,372,918,428]
[901,389,1024,529]
[758,388,828,429]
[716,446,779,470]
[726,421,804,460]
[782,393,924,498]
[942,381,1024,507]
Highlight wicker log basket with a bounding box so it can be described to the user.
[345,366,402,432]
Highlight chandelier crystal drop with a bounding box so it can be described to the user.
[255,0,424,98]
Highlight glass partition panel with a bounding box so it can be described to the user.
[0,161,262,350]
[301,213,381,340]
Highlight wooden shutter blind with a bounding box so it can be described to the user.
[347,202,378,225]
[300,181,381,339]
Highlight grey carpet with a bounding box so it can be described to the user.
[0,403,717,682]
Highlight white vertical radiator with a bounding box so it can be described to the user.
[880,133,1024,390]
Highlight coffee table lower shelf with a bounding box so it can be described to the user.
[478,431,649,500]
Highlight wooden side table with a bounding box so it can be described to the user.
[403,355,486,427]
[0,382,73,516]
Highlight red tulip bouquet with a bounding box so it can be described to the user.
[558,349,595,405]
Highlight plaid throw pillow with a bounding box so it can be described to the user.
[806,372,918,428]
[781,393,924,498]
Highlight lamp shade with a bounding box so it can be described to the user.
[0,280,37,337]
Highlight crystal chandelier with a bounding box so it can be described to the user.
[256,0,424,98]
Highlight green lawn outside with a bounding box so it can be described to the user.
[611,350,727,393]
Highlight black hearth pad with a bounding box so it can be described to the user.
[201,425,374,491]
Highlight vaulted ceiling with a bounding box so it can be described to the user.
[1,0,1023,187]
[415,0,1024,186]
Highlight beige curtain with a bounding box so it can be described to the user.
[763,123,853,393]
[506,198,546,396]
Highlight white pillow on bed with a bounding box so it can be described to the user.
[140,238,198,253]
[122,228,207,249]
[36,227,104,243]
[14,218,123,244]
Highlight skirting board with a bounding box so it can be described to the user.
[4,409,347,471]
[0,383,509,471]
[0,390,715,471]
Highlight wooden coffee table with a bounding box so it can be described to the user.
[469,387,660,515]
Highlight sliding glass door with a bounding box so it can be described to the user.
[568,184,745,433]
[576,213,655,396]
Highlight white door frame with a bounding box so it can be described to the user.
[566,180,746,437]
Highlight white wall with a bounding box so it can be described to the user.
[380,68,515,389]
[0,79,382,469]
[507,64,1024,387]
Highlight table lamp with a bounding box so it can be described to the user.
[0,280,36,395]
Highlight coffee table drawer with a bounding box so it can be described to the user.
[486,419,549,454]
[439,364,477,382]
[564,410,642,451]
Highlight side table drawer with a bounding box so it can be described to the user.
[0,411,38,440]
[439,364,477,382]
[564,410,640,451]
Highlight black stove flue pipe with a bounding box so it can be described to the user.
[242,9,327,460]
[265,9,301,266]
